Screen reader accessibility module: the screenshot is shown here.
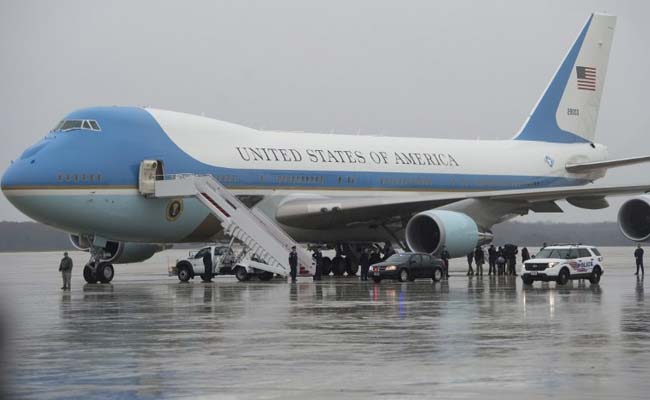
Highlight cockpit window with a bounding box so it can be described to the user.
[60,120,83,130]
[52,119,101,132]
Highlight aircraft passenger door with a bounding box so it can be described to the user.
[138,160,164,197]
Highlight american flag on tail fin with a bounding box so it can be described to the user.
[576,66,596,91]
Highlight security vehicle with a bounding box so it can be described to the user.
[521,244,604,285]
[370,252,445,283]
[171,243,274,282]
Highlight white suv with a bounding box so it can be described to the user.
[521,245,604,285]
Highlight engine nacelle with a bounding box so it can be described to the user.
[618,195,650,241]
[405,210,489,258]
[69,234,167,264]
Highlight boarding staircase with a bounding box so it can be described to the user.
[147,171,314,277]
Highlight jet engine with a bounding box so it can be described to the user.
[618,195,650,241]
[69,234,168,264]
[405,210,491,257]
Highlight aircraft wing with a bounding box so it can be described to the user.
[275,183,650,228]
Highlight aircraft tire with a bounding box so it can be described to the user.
[97,263,114,284]
[83,264,98,284]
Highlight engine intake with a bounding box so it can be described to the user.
[618,195,650,241]
[405,210,490,258]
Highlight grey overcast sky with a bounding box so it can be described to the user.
[1,0,649,223]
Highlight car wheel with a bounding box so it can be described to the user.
[235,266,249,282]
[521,276,534,285]
[589,266,602,284]
[372,276,381,283]
[432,267,443,282]
[557,268,570,285]
[178,265,192,282]
[398,268,410,282]
[258,271,274,281]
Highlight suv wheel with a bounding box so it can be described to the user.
[521,276,534,285]
[589,266,602,284]
[557,268,570,285]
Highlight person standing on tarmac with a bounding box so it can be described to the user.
[488,244,497,275]
[440,246,450,278]
[466,251,474,276]
[474,246,485,276]
[312,247,322,281]
[521,247,531,265]
[59,251,73,290]
[289,246,298,282]
[202,250,213,282]
[359,248,371,281]
[634,244,644,276]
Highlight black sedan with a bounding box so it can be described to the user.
[370,252,444,283]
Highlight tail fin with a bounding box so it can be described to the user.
[514,13,616,143]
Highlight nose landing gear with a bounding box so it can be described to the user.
[82,247,115,284]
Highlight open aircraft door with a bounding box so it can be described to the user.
[138,160,164,197]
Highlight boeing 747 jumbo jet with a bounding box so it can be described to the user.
[3,13,650,282]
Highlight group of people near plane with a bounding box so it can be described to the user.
[465,244,530,277]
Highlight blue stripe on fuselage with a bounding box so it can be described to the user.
[1,106,588,191]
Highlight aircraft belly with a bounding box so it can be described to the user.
[6,192,212,243]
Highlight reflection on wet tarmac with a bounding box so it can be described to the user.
[1,248,650,399]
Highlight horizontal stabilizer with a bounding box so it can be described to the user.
[566,155,650,172]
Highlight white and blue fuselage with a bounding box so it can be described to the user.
[0,106,605,244]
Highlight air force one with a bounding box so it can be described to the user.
[3,13,650,281]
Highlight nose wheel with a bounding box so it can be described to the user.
[83,261,115,284]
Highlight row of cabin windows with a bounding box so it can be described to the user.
[380,177,433,186]
[57,173,102,183]
[276,175,324,184]
[215,175,238,183]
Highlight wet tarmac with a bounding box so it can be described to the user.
[1,247,649,399]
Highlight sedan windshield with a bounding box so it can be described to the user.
[535,248,578,259]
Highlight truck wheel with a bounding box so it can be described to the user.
[235,266,250,282]
[557,268,570,285]
[321,257,332,276]
[521,276,534,285]
[83,264,98,284]
[589,266,602,284]
[97,263,114,283]
[258,271,274,281]
[177,265,192,282]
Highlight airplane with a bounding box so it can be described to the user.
[3,12,650,283]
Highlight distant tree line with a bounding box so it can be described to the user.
[0,220,634,252]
